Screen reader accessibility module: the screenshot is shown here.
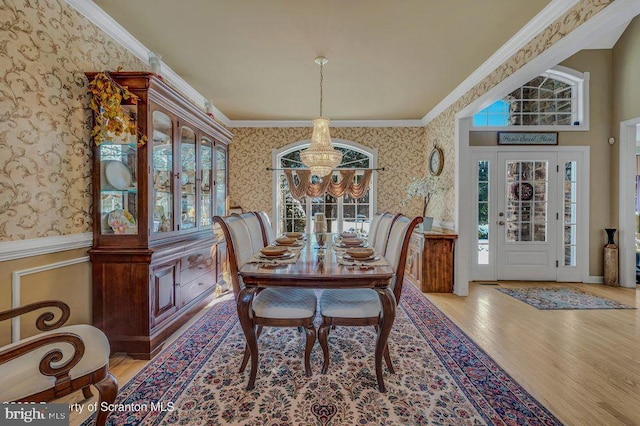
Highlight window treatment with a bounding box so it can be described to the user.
[284,169,372,200]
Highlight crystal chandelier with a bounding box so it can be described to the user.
[300,56,342,177]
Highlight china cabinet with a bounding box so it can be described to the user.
[405,229,457,293]
[87,72,232,359]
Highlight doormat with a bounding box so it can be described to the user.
[496,286,636,310]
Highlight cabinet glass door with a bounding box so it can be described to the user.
[180,127,197,230]
[152,110,174,234]
[215,145,227,216]
[200,137,213,227]
[98,105,138,235]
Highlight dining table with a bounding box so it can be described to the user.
[238,234,396,392]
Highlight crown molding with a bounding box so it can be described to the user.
[67,0,583,129]
[0,233,92,262]
[422,0,581,126]
[230,119,424,128]
[65,0,231,127]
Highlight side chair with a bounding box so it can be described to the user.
[373,212,400,256]
[0,301,118,426]
[213,215,317,389]
[254,211,276,245]
[318,215,422,376]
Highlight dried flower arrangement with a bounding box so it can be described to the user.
[87,70,147,147]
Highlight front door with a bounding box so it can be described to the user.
[496,152,557,280]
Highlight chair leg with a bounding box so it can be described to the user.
[240,325,263,373]
[384,344,395,374]
[81,386,93,399]
[303,324,316,377]
[94,372,118,426]
[374,324,394,374]
[318,323,331,374]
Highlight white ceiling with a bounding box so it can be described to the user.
[91,0,558,122]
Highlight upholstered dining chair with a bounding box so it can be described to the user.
[318,215,422,375]
[213,215,317,382]
[255,211,276,246]
[236,211,267,251]
[0,301,117,426]
[366,212,384,247]
[373,212,400,256]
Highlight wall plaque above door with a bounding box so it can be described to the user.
[497,132,558,145]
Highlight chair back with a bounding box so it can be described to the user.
[214,215,254,298]
[237,212,265,251]
[384,215,423,302]
[374,213,399,256]
[367,212,384,247]
[255,211,276,245]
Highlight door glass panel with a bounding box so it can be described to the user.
[215,146,227,216]
[563,161,577,266]
[152,111,173,233]
[477,160,489,264]
[200,137,213,227]
[505,160,548,243]
[180,127,196,230]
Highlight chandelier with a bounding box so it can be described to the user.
[300,56,342,177]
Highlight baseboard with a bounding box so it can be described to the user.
[585,276,604,284]
[0,233,92,262]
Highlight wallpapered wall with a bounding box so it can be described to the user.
[0,0,145,241]
[228,127,440,221]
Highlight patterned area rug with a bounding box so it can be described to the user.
[84,284,561,425]
[496,286,636,310]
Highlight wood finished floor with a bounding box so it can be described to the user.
[61,282,639,426]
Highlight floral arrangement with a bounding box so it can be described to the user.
[87,70,147,147]
[401,175,445,216]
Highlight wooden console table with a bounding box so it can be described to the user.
[404,228,457,293]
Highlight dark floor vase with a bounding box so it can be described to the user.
[604,228,619,286]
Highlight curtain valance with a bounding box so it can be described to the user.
[284,169,372,200]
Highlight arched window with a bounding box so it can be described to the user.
[473,67,589,129]
[274,140,376,236]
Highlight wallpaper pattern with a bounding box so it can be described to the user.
[0,0,145,241]
[229,127,431,219]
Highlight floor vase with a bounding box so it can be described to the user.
[604,228,619,286]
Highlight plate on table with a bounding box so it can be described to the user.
[257,251,295,260]
[342,254,380,262]
[104,160,132,190]
[108,209,137,234]
[335,242,368,249]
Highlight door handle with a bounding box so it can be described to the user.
[497,221,505,226]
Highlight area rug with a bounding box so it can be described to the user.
[496,286,635,310]
[84,283,562,425]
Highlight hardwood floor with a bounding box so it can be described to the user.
[62,282,639,426]
[428,282,640,426]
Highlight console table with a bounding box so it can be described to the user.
[405,228,457,293]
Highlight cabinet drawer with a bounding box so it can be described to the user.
[179,269,217,307]
[180,247,215,284]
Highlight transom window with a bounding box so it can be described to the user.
[473,67,587,129]
[275,141,375,235]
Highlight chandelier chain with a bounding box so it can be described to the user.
[319,61,323,117]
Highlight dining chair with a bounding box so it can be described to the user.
[213,215,317,382]
[255,211,276,246]
[373,212,400,256]
[236,211,267,251]
[318,214,422,375]
[367,212,384,247]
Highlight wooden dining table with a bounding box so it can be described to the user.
[238,235,396,392]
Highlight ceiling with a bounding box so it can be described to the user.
[93,0,554,121]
